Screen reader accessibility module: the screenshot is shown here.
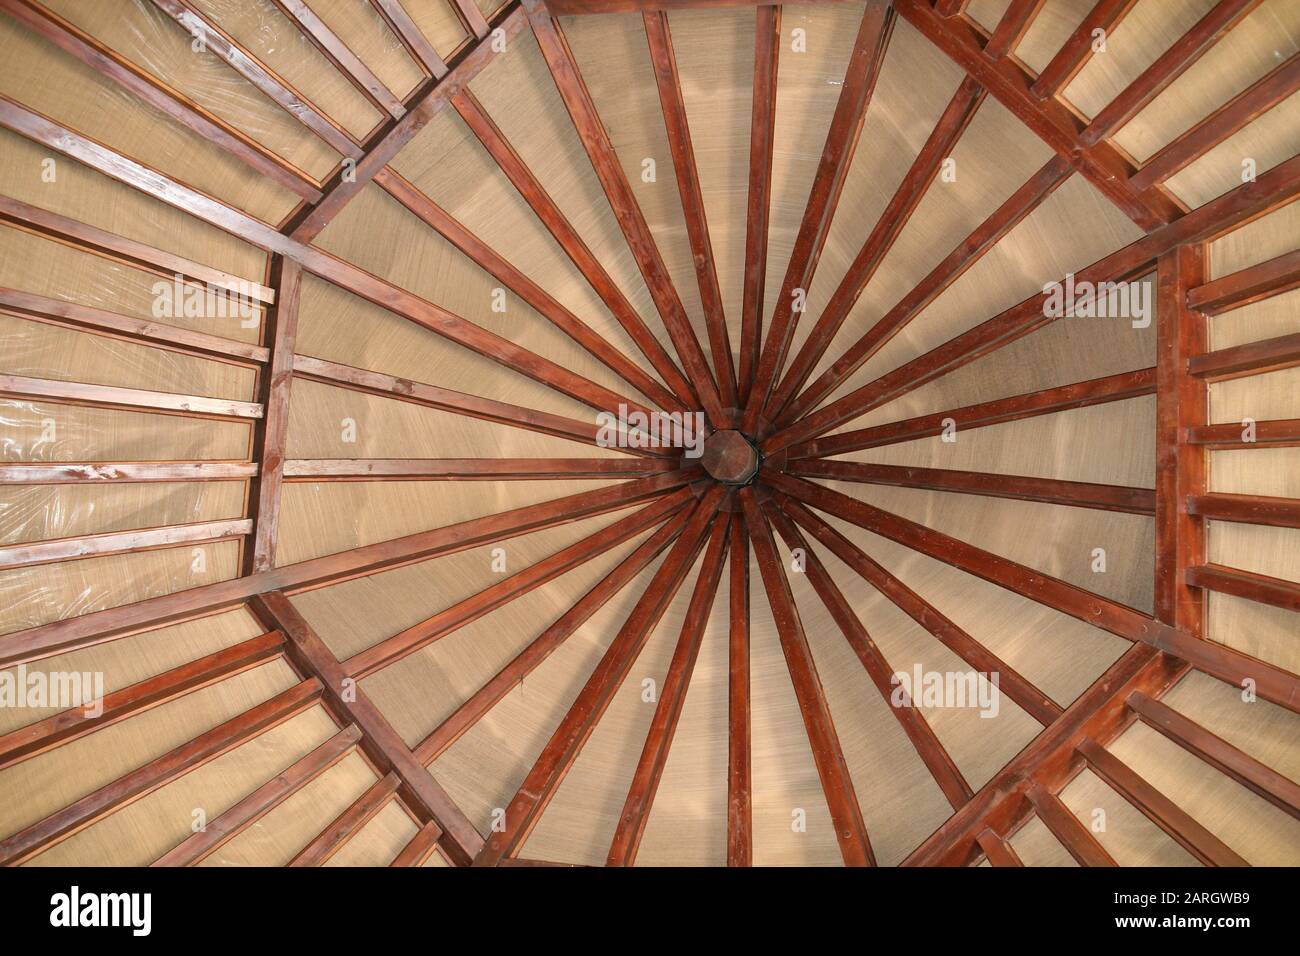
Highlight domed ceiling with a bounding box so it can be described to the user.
[0,0,1297,867]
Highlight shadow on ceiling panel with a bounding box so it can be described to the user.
[0,128,266,283]
[189,0,383,139]
[41,0,342,181]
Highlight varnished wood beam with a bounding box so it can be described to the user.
[766,502,973,808]
[741,489,875,865]
[1186,418,1300,448]
[1130,50,1300,192]
[450,90,698,409]
[1184,564,1300,615]
[743,1,895,430]
[451,0,491,38]
[975,828,1023,866]
[0,286,268,366]
[1146,615,1300,713]
[1190,331,1300,382]
[983,0,1047,59]
[148,0,362,158]
[1024,781,1117,866]
[738,4,779,404]
[368,0,448,78]
[284,458,676,481]
[289,772,402,866]
[0,373,262,422]
[0,461,258,484]
[1187,249,1300,317]
[787,367,1155,460]
[153,723,361,865]
[473,486,726,864]
[0,0,324,202]
[778,154,1073,425]
[774,493,1063,726]
[763,150,1300,454]
[726,514,752,866]
[1186,493,1300,530]
[0,631,283,773]
[607,514,730,865]
[413,506,695,764]
[771,76,985,414]
[0,678,322,866]
[0,518,251,571]
[1030,0,1139,100]
[526,5,724,425]
[1080,0,1263,147]
[542,0,843,12]
[247,257,301,574]
[643,10,737,408]
[788,459,1155,515]
[343,490,695,678]
[894,0,1182,230]
[1,469,698,669]
[1077,736,1248,866]
[391,821,443,866]
[250,592,478,863]
[1155,244,1207,633]
[1127,690,1300,821]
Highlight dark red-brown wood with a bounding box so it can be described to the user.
[284,458,677,481]
[289,772,402,866]
[1186,493,1300,529]
[726,514,752,866]
[1187,249,1300,316]
[1024,781,1118,866]
[1030,0,1139,100]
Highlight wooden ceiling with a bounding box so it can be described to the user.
[0,0,1297,867]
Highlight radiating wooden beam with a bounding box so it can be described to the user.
[1130,50,1300,192]
[975,828,1023,866]
[1146,614,1300,713]
[0,0,324,202]
[1155,244,1207,633]
[0,286,268,366]
[779,154,1073,425]
[391,821,443,866]
[154,723,361,866]
[0,194,274,306]
[1080,0,1263,147]
[289,772,402,866]
[0,631,283,773]
[771,76,985,414]
[2,469,698,669]
[0,518,252,571]
[1186,493,1300,529]
[643,10,737,408]
[1184,564,1300,614]
[726,514,752,866]
[526,6,724,426]
[738,4,779,405]
[283,2,527,240]
[1077,737,1249,865]
[933,0,965,16]
[894,0,1181,229]
[413,506,695,764]
[1126,690,1300,821]
[762,150,1300,454]
[1186,418,1300,448]
[0,373,262,422]
[766,502,973,809]
[344,489,694,678]
[1030,0,1139,100]
[293,355,669,456]
[983,0,1047,59]
[770,471,1165,647]
[1187,249,1300,317]
[774,493,1063,726]
[285,458,677,481]
[270,0,406,117]
[544,0,850,11]
[789,459,1155,515]
[741,489,875,865]
[1024,781,1117,866]
[451,0,490,38]
[0,678,322,866]
[743,1,895,430]
[1191,331,1300,382]
[148,0,362,158]
[0,461,258,484]
[369,0,448,77]
[473,486,726,865]
[247,257,301,575]
[374,166,680,412]
[788,367,1155,460]
[607,515,730,865]
[250,592,478,864]
[450,90,698,409]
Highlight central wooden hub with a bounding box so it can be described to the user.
[701,429,759,485]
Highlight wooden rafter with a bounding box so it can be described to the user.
[290,773,402,866]
[726,514,752,866]
[743,0,895,432]
[1030,0,1139,100]
[284,458,677,481]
